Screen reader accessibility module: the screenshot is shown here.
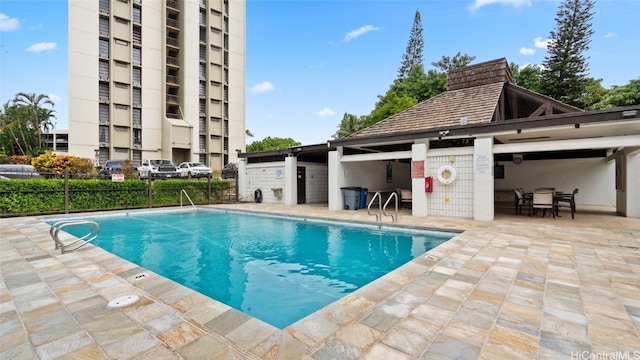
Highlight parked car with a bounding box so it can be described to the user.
[178,162,213,179]
[0,164,43,179]
[221,163,238,179]
[137,159,180,180]
[99,159,125,179]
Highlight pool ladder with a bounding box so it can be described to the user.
[180,189,196,209]
[367,191,398,223]
[49,220,101,254]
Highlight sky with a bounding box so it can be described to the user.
[1,0,639,146]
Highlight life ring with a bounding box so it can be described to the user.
[254,189,263,203]
[437,165,457,185]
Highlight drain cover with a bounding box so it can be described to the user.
[108,295,140,308]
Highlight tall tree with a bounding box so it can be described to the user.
[333,113,365,139]
[431,52,476,73]
[540,0,595,107]
[246,136,301,152]
[12,92,56,150]
[591,79,640,110]
[397,10,424,79]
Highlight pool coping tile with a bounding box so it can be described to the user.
[1,203,639,359]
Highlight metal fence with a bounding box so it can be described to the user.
[0,170,239,218]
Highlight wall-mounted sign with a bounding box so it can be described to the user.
[111,174,125,182]
[411,161,424,178]
[275,169,283,179]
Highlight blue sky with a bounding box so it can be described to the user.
[1,0,639,146]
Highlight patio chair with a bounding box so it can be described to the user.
[556,188,578,219]
[531,190,555,219]
[513,188,529,215]
[396,188,412,209]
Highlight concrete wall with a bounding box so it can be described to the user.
[493,157,615,206]
[245,162,285,204]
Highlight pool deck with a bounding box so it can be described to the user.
[1,203,639,359]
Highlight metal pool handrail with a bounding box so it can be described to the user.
[180,189,196,209]
[49,220,101,254]
[367,191,398,223]
[382,192,398,223]
[367,192,382,222]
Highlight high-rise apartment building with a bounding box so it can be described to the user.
[68,0,245,169]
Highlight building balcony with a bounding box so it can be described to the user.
[166,94,180,104]
[166,0,179,10]
[166,75,179,85]
[166,37,180,48]
[167,18,179,29]
[166,56,180,67]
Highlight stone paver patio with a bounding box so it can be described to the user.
[1,203,639,359]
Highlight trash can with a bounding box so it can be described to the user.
[359,188,368,209]
[341,186,361,210]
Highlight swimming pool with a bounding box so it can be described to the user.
[58,209,454,328]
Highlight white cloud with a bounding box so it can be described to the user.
[0,13,19,31]
[470,0,531,11]
[30,23,44,30]
[534,37,551,49]
[314,107,335,117]
[520,47,535,55]
[344,25,380,42]
[249,81,275,93]
[26,42,57,53]
[48,94,62,103]
[604,32,617,39]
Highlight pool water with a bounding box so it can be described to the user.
[59,210,454,328]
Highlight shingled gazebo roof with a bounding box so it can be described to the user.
[343,58,581,142]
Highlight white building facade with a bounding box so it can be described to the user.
[68,0,245,169]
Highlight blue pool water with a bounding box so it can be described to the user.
[57,210,454,328]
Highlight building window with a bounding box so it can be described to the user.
[199,117,206,131]
[99,83,109,101]
[199,82,206,97]
[114,60,129,67]
[132,67,141,85]
[114,39,129,46]
[133,26,141,45]
[99,0,110,14]
[99,39,109,58]
[133,88,141,105]
[132,108,141,125]
[132,47,141,65]
[99,126,110,142]
[115,17,129,25]
[199,154,206,163]
[114,82,128,89]
[199,27,206,43]
[99,17,109,36]
[115,104,129,110]
[99,104,110,124]
[99,60,109,80]
[199,99,206,114]
[132,7,141,23]
[133,150,141,166]
[199,10,206,25]
[133,129,142,145]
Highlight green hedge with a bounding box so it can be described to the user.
[0,178,232,216]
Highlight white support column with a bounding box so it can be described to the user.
[411,142,429,217]
[284,156,297,206]
[474,137,495,221]
[328,149,344,211]
[623,152,640,217]
[237,160,247,200]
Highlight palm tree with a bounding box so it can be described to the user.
[12,92,56,150]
